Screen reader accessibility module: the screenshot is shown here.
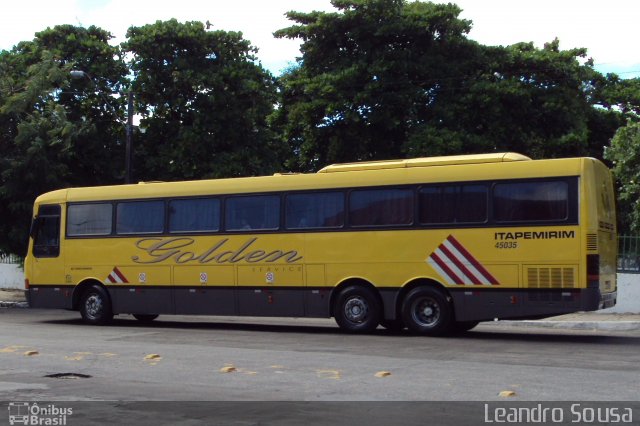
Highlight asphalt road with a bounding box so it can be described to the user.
[1,309,639,425]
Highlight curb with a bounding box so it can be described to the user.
[0,301,28,308]
[488,320,640,331]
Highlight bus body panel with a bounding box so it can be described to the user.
[24,153,617,325]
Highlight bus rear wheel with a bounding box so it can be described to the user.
[334,286,381,333]
[401,287,452,336]
[79,285,113,325]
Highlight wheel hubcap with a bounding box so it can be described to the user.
[85,294,103,319]
[412,297,440,327]
[344,296,368,323]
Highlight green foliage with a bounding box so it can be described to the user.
[605,121,640,232]
[274,0,622,171]
[0,9,638,251]
[123,19,284,180]
[0,26,127,255]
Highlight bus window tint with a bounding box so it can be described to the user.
[419,187,455,224]
[494,181,568,222]
[457,185,488,223]
[116,201,164,234]
[419,185,487,224]
[286,192,344,229]
[349,188,413,226]
[225,195,280,231]
[32,205,61,257]
[169,198,220,233]
[67,203,112,236]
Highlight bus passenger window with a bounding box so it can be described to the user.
[225,195,280,231]
[169,198,220,233]
[116,201,164,234]
[67,203,112,236]
[493,181,568,222]
[457,185,488,223]
[349,189,413,227]
[419,187,455,224]
[285,192,344,229]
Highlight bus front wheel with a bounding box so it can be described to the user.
[334,286,381,333]
[401,287,452,336]
[79,285,113,325]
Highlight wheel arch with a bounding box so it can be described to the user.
[395,278,453,319]
[72,279,111,311]
[329,277,381,317]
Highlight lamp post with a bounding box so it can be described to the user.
[69,70,134,184]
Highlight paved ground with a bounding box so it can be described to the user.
[2,301,640,424]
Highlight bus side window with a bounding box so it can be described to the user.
[32,205,61,258]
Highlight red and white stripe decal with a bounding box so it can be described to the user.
[427,235,499,285]
[105,267,128,284]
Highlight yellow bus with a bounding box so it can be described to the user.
[24,153,617,335]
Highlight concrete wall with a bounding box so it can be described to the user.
[0,263,23,289]
[599,273,640,314]
[1,262,638,312]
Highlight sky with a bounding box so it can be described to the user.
[0,0,638,78]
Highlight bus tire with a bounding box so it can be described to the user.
[401,287,452,336]
[79,285,113,325]
[334,286,381,333]
[133,314,159,323]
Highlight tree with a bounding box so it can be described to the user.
[123,19,284,181]
[0,25,126,256]
[605,120,640,232]
[274,0,615,171]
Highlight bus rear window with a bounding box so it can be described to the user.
[493,181,568,222]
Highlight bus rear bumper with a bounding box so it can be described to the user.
[450,288,617,322]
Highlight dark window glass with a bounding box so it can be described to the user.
[116,201,164,234]
[286,192,344,229]
[457,185,488,223]
[67,204,112,236]
[419,185,487,224]
[32,204,60,258]
[169,198,220,233]
[494,181,568,222]
[349,189,413,227]
[225,195,280,231]
[419,187,455,224]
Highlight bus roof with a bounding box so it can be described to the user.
[34,153,591,205]
[317,152,531,173]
